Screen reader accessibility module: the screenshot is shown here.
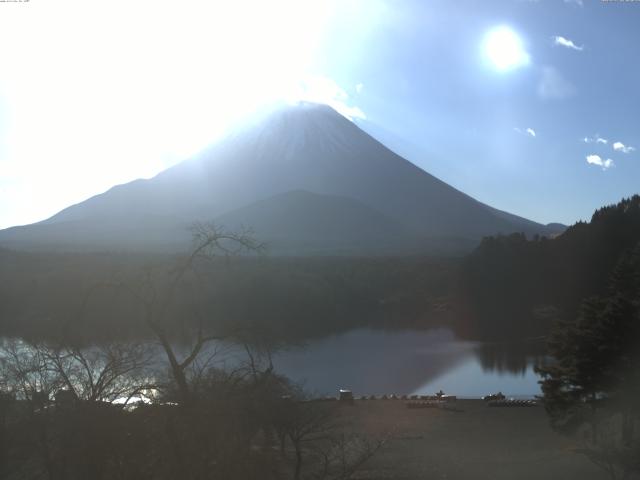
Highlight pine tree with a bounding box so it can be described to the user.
[536,243,640,479]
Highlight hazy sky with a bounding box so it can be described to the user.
[0,0,638,228]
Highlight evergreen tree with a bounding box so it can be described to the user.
[537,243,640,479]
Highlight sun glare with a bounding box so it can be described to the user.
[0,0,342,227]
[483,26,529,72]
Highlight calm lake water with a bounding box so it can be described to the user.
[246,328,545,399]
[1,328,545,400]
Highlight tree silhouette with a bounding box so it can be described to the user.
[536,243,640,479]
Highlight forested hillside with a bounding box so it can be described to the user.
[0,248,456,343]
[462,195,640,339]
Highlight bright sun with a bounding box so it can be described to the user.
[483,26,529,72]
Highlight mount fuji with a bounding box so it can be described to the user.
[0,103,563,254]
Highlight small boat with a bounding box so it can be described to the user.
[339,389,354,404]
[482,392,506,401]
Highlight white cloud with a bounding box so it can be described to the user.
[514,127,536,138]
[355,83,364,94]
[290,76,366,121]
[538,66,576,100]
[553,36,583,51]
[583,135,608,144]
[586,154,614,170]
[613,141,635,154]
[564,0,583,6]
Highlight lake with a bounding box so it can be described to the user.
[237,328,546,399]
[1,328,545,400]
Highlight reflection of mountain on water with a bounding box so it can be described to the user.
[271,328,476,396]
[174,328,542,397]
[475,342,546,376]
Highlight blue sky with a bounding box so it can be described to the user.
[338,0,640,225]
[0,0,638,228]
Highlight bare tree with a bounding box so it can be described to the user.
[284,401,337,480]
[312,433,385,480]
[0,339,59,405]
[274,398,386,480]
[0,338,157,480]
[104,222,263,404]
[44,342,155,405]
[156,223,263,402]
[0,339,154,405]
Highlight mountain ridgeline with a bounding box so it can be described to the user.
[0,103,562,255]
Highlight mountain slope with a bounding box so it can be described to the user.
[0,102,562,254]
[214,190,423,255]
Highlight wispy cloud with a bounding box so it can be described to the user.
[553,36,583,51]
[564,0,583,6]
[538,66,576,100]
[613,141,636,154]
[515,127,537,138]
[355,83,364,94]
[586,154,614,170]
[292,76,366,121]
[583,135,608,144]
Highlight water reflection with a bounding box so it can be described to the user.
[1,329,545,400]
[475,342,546,376]
[269,328,543,398]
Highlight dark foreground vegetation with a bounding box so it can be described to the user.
[0,338,386,480]
[0,226,388,480]
[1,197,640,479]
